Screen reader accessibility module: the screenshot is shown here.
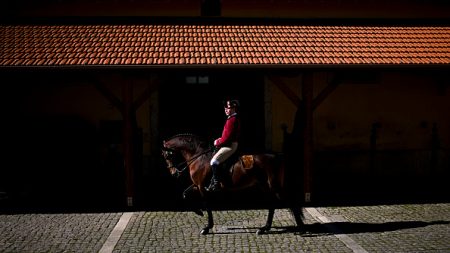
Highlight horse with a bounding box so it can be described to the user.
[161,133,304,235]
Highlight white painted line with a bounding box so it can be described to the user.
[99,212,134,253]
[305,207,369,253]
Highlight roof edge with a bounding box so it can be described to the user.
[2,64,449,72]
[2,16,450,26]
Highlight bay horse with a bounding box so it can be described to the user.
[162,133,304,235]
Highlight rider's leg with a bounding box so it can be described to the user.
[207,143,238,192]
[207,160,221,192]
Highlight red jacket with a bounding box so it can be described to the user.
[215,114,240,147]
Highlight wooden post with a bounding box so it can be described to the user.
[302,72,314,203]
[123,80,134,207]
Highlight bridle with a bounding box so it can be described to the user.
[162,146,213,178]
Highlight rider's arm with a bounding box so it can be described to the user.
[214,116,237,147]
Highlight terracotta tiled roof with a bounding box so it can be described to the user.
[1,24,450,67]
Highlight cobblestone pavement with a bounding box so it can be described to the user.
[0,203,449,253]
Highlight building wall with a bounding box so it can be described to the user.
[2,69,448,206]
[268,69,449,201]
[267,75,302,152]
[315,71,449,151]
[1,70,154,207]
[269,70,449,152]
[16,73,153,155]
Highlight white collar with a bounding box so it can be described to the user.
[227,113,237,119]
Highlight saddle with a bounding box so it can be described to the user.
[217,153,254,187]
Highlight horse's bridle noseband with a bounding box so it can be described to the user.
[162,146,179,169]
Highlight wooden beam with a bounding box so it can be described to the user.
[91,75,158,208]
[312,74,341,110]
[132,77,159,111]
[270,74,341,111]
[302,72,314,203]
[270,73,341,203]
[268,76,301,107]
[123,80,134,207]
[93,79,124,114]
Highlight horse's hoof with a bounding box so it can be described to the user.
[193,209,204,216]
[286,226,305,235]
[200,228,209,235]
[294,227,306,235]
[256,229,267,235]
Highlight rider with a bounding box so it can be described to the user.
[206,99,241,192]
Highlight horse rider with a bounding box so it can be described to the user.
[206,99,241,192]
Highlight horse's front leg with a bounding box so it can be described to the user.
[257,208,274,235]
[200,208,214,235]
[199,192,214,235]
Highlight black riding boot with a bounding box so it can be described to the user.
[207,164,221,192]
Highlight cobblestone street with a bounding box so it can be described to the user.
[0,203,449,252]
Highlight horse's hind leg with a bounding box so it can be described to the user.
[257,208,275,235]
[289,206,305,232]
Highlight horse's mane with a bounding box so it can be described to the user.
[166,133,199,140]
[165,133,209,151]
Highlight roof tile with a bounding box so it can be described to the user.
[3,24,449,67]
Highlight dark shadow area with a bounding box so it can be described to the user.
[158,70,266,154]
[0,114,127,214]
[0,69,448,214]
[211,220,450,236]
[312,166,450,207]
[310,220,449,235]
[297,220,449,236]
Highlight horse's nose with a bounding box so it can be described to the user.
[169,168,179,177]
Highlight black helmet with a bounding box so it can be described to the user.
[224,99,240,109]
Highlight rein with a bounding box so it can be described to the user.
[166,148,213,177]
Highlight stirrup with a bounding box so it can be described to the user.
[206,181,221,192]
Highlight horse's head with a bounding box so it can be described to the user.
[162,140,184,177]
[161,134,209,178]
